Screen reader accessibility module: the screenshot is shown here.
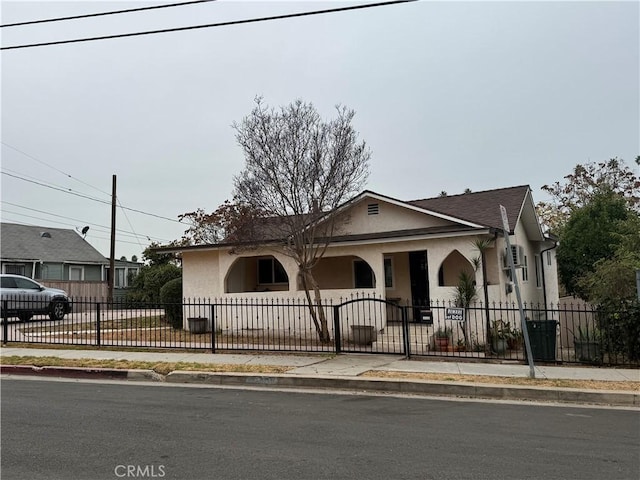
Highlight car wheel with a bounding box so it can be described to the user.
[18,312,32,322]
[49,301,66,321]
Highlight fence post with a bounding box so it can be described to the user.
[2,300,8,345]
[210,304,216,354]
[333,306,341,354]
[402,306,410,359]
[96,301,101,347]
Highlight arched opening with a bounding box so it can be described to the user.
[438,250,475,286]
[225,256,289,293]
[306,255,376,290]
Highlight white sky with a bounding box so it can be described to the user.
[1,0,638,261]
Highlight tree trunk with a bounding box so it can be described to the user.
[299,269,331,343]
[481,252,492,354]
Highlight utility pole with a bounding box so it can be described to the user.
[108,175,116,303]
[500,205,535,378]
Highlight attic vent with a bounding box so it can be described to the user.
[367,203,379,215]
[40,232,52,238]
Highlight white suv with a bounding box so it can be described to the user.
[0,274,71,321]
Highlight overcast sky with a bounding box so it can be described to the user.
[1,0,638,261]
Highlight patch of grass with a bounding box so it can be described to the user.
[20,316,166,334]
[0,355,291,375]
[361,370,640,392]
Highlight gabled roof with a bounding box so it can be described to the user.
[154,184,545,254]
[0,223,108,264]
[405,185,531,232]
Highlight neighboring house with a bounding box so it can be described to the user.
[0,222,109,284]
[105,258,143,301]
[157,185,559,338]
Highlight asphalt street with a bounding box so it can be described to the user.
[2,377,639,480]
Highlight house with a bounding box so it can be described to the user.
[157,185,559,342]
[1,223,109,296]
[105,258,144,301]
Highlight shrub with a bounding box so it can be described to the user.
[597,300,640,362]
[126,264,181,305]
[160,277,183,330]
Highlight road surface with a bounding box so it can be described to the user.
[2,377,638,480]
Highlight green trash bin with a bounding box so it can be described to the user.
[525,320,558,362]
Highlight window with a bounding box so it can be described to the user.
[521,256,529,282]
[3,264,25,276]
[354,260,375,288]
[257,258,287,284]
[534,254,541,288]
[127,268,139,286]
[1,277,16,288]
[115,268,126,288]
[546,251,552,266]
[384,257,393,289]
[69,266,84,281]
[14,277,41,290]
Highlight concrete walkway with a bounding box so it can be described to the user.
[2,346,639,382]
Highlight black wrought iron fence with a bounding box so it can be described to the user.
[1,295,637,367]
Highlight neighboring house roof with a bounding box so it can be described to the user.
[0,223,109,264]
[155,185,545,253]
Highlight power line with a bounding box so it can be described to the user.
[1,171,184,224]
[1,0,216,28]
[0,201,171,242]
[2,142,175,246]
[1,0,417,51]
[0,215,148,247]
[2,142,111,198]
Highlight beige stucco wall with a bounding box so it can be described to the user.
[334,198,455,236]
[179,201,560,333]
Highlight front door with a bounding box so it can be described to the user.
[409,251,429,306]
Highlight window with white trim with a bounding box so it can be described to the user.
[69,266,84,281]
[521,255,529,282]
[534,254,541,288]
[3,264,26,276]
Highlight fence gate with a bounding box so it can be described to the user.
[333,298,409,355]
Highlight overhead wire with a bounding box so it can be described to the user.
[2,142,183,245]
[0,201,171,242]
[1,0,417,50]
[2,142,111,198]
[0,216,148,246]
[1,171,185,224]
[0,0,217,28]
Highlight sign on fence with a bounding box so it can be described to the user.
[445,307,465,322]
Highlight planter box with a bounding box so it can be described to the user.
[351,325,377,345]
[187,317,209,334]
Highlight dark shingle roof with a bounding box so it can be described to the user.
[153,185,534,254]
[406,185,530,232]
[0,223,108,264]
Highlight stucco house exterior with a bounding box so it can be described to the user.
[159,185,559,345]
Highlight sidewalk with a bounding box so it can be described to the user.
[2,347,639,406]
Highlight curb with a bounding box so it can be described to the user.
[164,371,640,407]
[2,365,638,407]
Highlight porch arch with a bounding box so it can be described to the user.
[307,255,376,290]
[225,255,290,293]
[437,250,475,286]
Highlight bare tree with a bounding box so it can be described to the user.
[232,98,371,342]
